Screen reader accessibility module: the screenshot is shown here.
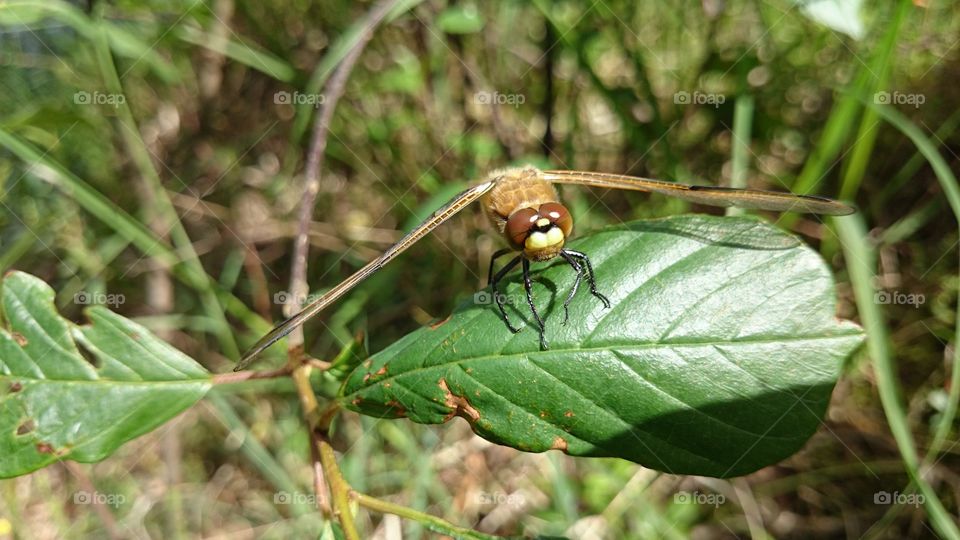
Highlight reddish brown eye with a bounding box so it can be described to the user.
[505,207,539,248]
[538,202,573,237]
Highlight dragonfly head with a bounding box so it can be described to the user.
[506,202,573,261]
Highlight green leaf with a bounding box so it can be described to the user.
[340,216,864,478]
[794,0,865,40]
[0,272,210,478]
[436,4,485,34]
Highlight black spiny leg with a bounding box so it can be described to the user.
[558,250,584,325]
[522,258,548,349]
[489,253,522,333]
[562,249,611,308]
[487,248,514,286]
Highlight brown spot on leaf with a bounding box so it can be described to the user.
[10,382,22,393]
[36,442,55,454]
[384,382,392,389]
[16,420,35,435]
[551,436,568,451]
[385,400,406,417]
[12,332,27,346]
[429,315,451,329]
[351,398,363,406]
[362,365,388,383]
[438,378,480,423]
[564,411,575,418]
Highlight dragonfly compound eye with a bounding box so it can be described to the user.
[506,207,540,248]
[538,202,573,237]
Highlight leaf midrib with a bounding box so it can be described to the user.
[342,331,861,395]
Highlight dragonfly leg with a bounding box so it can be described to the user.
[558,250,584,325]
[490,253,522,333]
[487,248,514,286]
[563,249,611,308]
[522,258,548,349]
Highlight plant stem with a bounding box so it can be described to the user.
[287,0,399,351]
[318,440,361,540]
[352,491,505,540]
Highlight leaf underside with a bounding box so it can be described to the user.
[0,272,210,478]
[341,215,864,478]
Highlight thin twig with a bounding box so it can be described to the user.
[290,362,332,516]
[286,0,400,350]
[285,2,399,536]
[284,3,509,538]
[210,365,292,384]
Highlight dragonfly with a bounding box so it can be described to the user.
[235,165,854,370]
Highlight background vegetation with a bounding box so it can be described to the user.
[0,0,958,537]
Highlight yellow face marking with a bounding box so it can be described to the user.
[525,227,565,250]
[546,227,564,246]
[536,218,550,227]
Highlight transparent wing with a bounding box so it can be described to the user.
[234,179,498,371]
[541,170,856,216]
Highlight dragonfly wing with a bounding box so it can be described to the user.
[542,170,855,216]
[235,179,498,370]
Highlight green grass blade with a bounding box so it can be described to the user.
[865,101,960,464]
[727,95,754,217]
[92,10,240,358]
[836,214,960,540]
[176,25,295,82]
